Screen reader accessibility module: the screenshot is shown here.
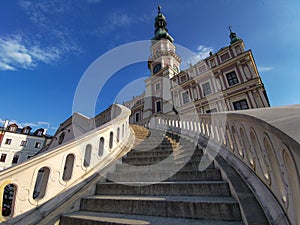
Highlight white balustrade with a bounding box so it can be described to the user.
[136,107,300,225]
[0,104,132,223]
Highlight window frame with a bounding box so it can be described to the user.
[181,91,190,104]
[202,82,212,96]
[34,142,41,148]
[0,153,7,162]
[233,99,249,110]
[155,100,162,113]
[20,140,27,147]
[226,70,239,87]
[12,155,20,164]
[155,82,161,91]
[5,139,12,145]
[135,112,140,122]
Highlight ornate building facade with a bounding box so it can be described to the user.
[125,7,270,124]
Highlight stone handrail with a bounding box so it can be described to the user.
[138,106,300,225]
[0,104,133,224]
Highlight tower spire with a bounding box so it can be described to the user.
[229,26,240,44]
[152,5,174,43]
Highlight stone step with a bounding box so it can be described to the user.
[80,195,241,221]
[131,145,176,152]
[115,160,214,173]
[122,153,205,166]
[107,169,222,182]
[61,211,243,225]
[125,148,203,159]
[96,181,230,196]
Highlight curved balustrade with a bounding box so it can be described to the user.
[138,108,300,225]
[0,104,132,223]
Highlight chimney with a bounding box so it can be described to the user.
[4,120,9,129]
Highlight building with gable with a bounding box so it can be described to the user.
[0,121,52,170]
[125,6,270,124]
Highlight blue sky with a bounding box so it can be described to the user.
[0,0,299,134]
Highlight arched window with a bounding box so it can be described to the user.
[58,132,65,145]
[117,127,120,143]
[99,137,104,157]
[109,132,113,149]
[84,144,92,167]
[1,184,16,217]
[33,167,50,200]
[62,154,75,181]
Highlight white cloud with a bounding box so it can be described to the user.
[96,11,134,36]
[0,62,16,71]
[196,45,213,59]
[0,118,51,130]
[258,66,273,73]
[181,45,213,70]
[19,0,81,56]
[0,37,61,71]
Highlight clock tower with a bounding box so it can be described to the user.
[143,6,181,119]
[148,5,181,77]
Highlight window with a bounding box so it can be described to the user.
[180,75,187,83]
[33,167,50,199]
[226,71,239,86]
[182,91,190,104]
[156,101,161,113]
[117,127,120,143]
[34,129,44,136]
[2,184,16,217]
[58,132,65,145]
[235,46,242,55]
[84,145,92,167]
[35,142,41,148]
[233,99,249,110]
[5,139,12,145]
[155,82,160,90]
[0,154,7,162]
[193,87,198,100]
[198,65,206,74]
[12,155,19,164]
[23,129,29,134]
[109,132,114,149]
[22,127,31,134]
[220,53,230,61]
[63,154,75,181]
[99,137,104,157]
[135,112,140,122]
[202,82,212,96]
[9,126,17,132]
[20,140,27,146]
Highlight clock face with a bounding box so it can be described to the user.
[153,63,162,74]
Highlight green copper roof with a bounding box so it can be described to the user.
[152,6,174,43]
[229,26,241,44]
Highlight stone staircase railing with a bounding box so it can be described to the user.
[137,106,300,225]
[0,104,133,224]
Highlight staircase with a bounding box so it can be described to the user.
[60,125,244,225]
